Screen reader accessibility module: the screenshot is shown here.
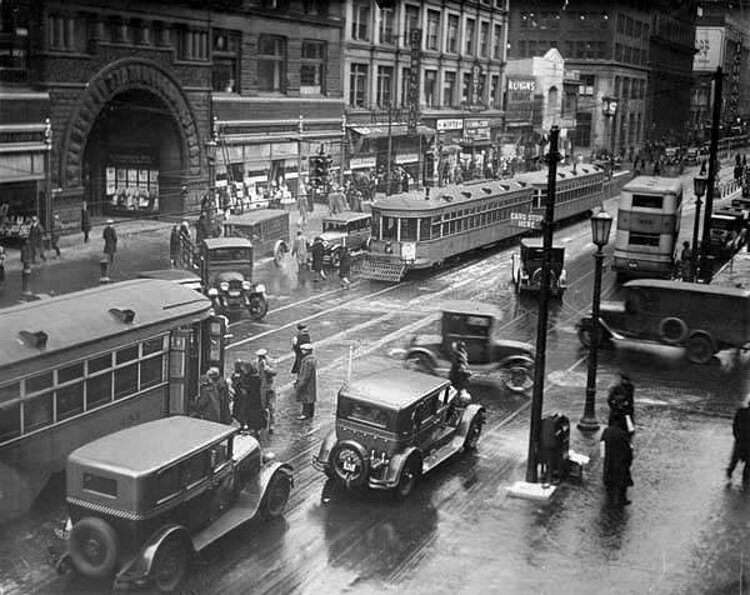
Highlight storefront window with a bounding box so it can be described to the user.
[379,7,394,45]
[400,67,410,107]
[426,10,440,51]
[1,4,29,78]
[493,24,503,59]
[404,6,420,43]
[257,35,286,93]
[105,152,159,214]
[300,40,325,95]
[465,18,476,56]
[479,22,489,57]
[352,2,370,41]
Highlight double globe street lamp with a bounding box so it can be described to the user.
[578,207,614,432]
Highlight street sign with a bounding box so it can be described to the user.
[510,212,543,229]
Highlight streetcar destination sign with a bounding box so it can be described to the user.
[511,212,543,229]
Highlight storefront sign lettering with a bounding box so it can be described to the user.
[471,62,483,107]
[408,29,422,135]
[395,153,419,164]
[507,79,536,92]
[350,156,377,170]
[437,119,463,131]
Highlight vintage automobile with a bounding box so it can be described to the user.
[576,279,750,364]
[403,301,535,393]
[137,269,203,292]
[223,209,290,257]
[312,369,485,500]
[56,416,293,592]
[706,208,747,260]
[317,212,372,268]
[511,238,567,296]
[200,237,268,320]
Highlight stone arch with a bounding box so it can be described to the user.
[60,58,202,188]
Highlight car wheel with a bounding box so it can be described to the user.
[331,250,342,269]
[503,365,534,393]
[394,458,420,501]
[685,331,716,365]
[151,537,189,593]
[404,354,434,375]
[463,413,484,451]
[248,295,268,320]
[262,471,292,520]
[68,517,119,579]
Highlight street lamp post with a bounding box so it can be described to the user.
[691,175,708,281]
[206,120,218,208]
[602,96,619,178]
[386,101,394,196]
[578,207,613,432]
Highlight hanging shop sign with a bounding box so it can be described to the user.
[694,27,725,72]
[506,77,537,123]
[471,61,483,107]
[350,156,377,170]
[395,153,419,164]
[463,120,491,144]
[437,119,463,132]
[408,28,422,136]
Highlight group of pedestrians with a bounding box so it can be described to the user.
[290,228,353,289]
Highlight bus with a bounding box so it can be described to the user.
[0,279,226,521]
[613,176,684,279]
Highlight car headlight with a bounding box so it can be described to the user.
[242,281,252,290]
[220,281,229,292]
[255,283,266,294]
[207,287,219,297]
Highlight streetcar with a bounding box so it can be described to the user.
[613,176,684,279]
[0,279,227,521]
[361,179,533,281]
[517,163,606,223]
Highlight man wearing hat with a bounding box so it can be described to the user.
[208,367,232,425]
[257,349,277,434]
[291,322,311,375]
[294,343,317,420]
[194,374,221,423]
[103,220,118,265]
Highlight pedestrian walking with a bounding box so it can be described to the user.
[194,374,221,423]
[28,216,46,264]
[678,241,694,281]
[291,322,311,375]
[297,191,309,229]
[196,214,210,245]
[607,373,635,438]
[242,361,266,436]
[208,367,232,425]
[311,236,326,281]
[294,343,317,420]
[81,200,91,244]
[20,239,32,270]
[727,399,750,488]
[231,360,251,431]
[600,413,634,506]
[339,246,352,289]
[257,348,277,434]
[449,340,472,393]
[103,220,117,265]
[169,225,180,267]
[50,214,62,258]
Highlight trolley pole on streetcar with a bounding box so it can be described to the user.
[524,126,561,486]
[386,102,394,196]
[698,67,723,283]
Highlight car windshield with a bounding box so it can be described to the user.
[338,397,393,430]
[443,313,492,336]
[208,248,252,262]
[323,222,345,232]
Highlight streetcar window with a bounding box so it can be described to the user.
[432,221,442,239]
[141,355,165,389]
[116,345,139,364]
[0,401,21,442]
[58,362,84,384]
[632,194,664,209]
[629,232,661,246]
[26,371,53,394]
[114,363,139,400]
[23,393,53,432]
[143,336,167,356]
[88,353,113,374]
[401,218,418,241]
[86,372,113,410]
[448,220,456,234]
[383,216,397,240]
[420,218,432,241]
[370,211,380,238]
[56,382,84,421]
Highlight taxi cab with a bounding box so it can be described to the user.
[57,417,293,592]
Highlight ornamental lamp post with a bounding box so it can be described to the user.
[578,207,613,432]
[691,175,708,281]
[602,96,618,178]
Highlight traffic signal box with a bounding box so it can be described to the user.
[308,154,332,190]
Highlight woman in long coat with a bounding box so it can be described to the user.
[294,344,317,420]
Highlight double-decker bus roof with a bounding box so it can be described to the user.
[622,176,683,194]
[371,179,530,213]
[0,279,212,370]
[624,279,750,298]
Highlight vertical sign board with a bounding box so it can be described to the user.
[471,61,483,107]
[730,39,742,116]
[408,28,422,135]
[693,27,725,72]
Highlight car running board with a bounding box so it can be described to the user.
[422,435,464,474]
[192,484,263,552]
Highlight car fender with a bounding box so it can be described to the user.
[314,429,338,467]
[497,354,535,369]
[382,447,422,486]
[455,404,486,440]
[115,525,193,588]
[259,460,294,496]
[403,347,439,371]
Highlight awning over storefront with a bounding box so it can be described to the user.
[350,124,435,139]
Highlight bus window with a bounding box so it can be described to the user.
[420,218,432,241]
[401,218,417,241]
[629,232,661,246]
[632,194,664,209]
[383,216,397,240]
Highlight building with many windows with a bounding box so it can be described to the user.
[0,0,345,230]
[342,0,509,186]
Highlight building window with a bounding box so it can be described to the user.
[178,27,209,61]
[490,74,499,107]
[401,67,411,107]
[379,7,394,45]
[377,65,394,108]
[349,63,368,107]
[300,40,325,95]
[212,30,240,93]
[446,14,459,54]
[257,35,286,92]
[443,71,456,107]
[426,10,440,51]
[479,21,489,57]
[352,2,370,41]
[465,18,475,55]
[404,5,420,42]
[48,14,79,51]
[493,24,503,59]
[518,40,526,57]
[462,72,471,104]
[1,5,29,79]
[424,69,437,107]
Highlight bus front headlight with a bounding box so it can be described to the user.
[255,283,266,294]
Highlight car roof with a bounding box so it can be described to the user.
[624,279,750,298]
[137,269,201,282]
[224,209,287,224]
[322,212,371,223]
[340,369,449,409]
[68,417,237,477]
[203,237,253,249]
[440,299,503,319]
[520,237,564,250]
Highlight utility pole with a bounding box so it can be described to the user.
[699,66,723,282]
[525,126,560,484]
[386,102,393,196]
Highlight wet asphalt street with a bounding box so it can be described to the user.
[2,166,750,595]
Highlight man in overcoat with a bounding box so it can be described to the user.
[727,400,750,488]
[195,374,221,423]
[291,323,311,375]
[311,236,326,280]
[294,344,317,420]
[103,220,117,264]
[600,413,634,506]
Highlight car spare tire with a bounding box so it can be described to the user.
[68,516,119,579]
[330,440,369,488]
